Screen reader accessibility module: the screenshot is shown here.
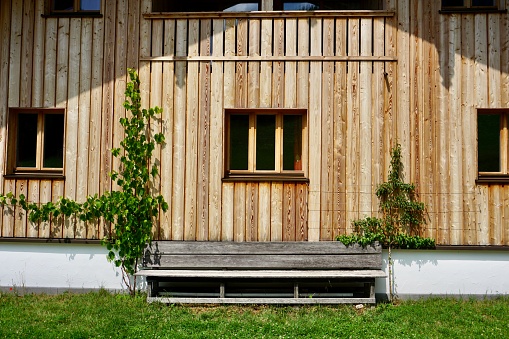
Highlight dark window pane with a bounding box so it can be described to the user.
[256,115,275,170]
[281,0,381,10]
[478,114,500,172]
[53,0,74,11]
[472,0,495,6]
[43,114,65,168]
[229,115,249,170]
[442,0,464,6]
[17,114,38,167]
[283,115,302,170]
[81,0,101,10]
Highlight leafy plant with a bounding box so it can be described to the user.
[336,144,435,301]
[0,69,167,295]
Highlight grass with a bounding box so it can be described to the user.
[1,291,508,338]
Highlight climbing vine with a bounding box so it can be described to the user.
[337,144,435,301]
[0,69,168,295]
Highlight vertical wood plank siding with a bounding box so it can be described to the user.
[1,1,509,246]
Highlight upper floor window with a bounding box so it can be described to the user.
[6,108,65,177]
[442,0,498,10]
[48,0,101,14]
[477,109,509,183]
[152,0,382,12]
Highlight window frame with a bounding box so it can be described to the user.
[6,108,65,178]
[45,0,102,17]
[440,0,504,13]
[224,108,308,182]
[476,108,509,184]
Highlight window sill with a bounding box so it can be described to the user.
[223,172,309,183]
[4,173,65,180]
[439,9,506,14]
[476,174,509,184]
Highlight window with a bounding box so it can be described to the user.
[152,1,260,12]
[6,108,65,176]
[48,0,100,14]
[477,109,509,182]
[225,109,306,180]
[442,0,497,10]
[275,0,382,10]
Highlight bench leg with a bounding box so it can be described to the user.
[147,279,159,298]
[294,283,299,299]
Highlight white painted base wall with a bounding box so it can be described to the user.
[1,242,508,298]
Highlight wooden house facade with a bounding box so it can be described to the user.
[1,0,509,246]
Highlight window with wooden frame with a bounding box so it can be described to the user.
[47,0,101,14]
[442,0,498,10]
[225,109,307,181]
[6,108,65,177]
[477,109,509,183]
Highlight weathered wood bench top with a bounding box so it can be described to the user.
[136,241,385,304]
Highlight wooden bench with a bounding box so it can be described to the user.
[135,241,386,304]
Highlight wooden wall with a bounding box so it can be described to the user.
[1,0,509,245]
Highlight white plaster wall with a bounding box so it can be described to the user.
[0,242,124,293]
[1,242,508,297]
[376,249,509,298]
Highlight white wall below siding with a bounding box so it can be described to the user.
[1,242,508,298]
[377,249,509,298]
[0,242,124,293]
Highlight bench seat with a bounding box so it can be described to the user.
[136,241,386,304]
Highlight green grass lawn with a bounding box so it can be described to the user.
[1,291,508,338]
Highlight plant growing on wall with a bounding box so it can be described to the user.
[337,144,435,301]
[0,69,168,295]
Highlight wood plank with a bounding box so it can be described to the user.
[137,270,385,278]
[346,18,360,233]
[51,180,64,238]
[475,14,488,245]
[460,13,477,245]
[0,0,11,208]
[333,18,347,238]
[147,240,382,255]
[248,19,260,108]
[8,0,22,108]
[283,183,296,241]
[235,18,248,107]
[296,183,308,241]
[39,180,52,238]
[141,55,398,62]
[27,180,40,238]
[77,18,93,238]
[144,11,395,19]
[43,18,57,107]
[284,18,297,108]
[112,0,129,194]
[100,2,116,200]
[149,254,382,270]
[234,182,246,241]
[32,0,45,107]
[222,183,234,241]
[272,18,284,107]
[258,183,271,241]
[396,0,410,170]
[320,18,334,241]
[245,183,259,241]
[449,14,462,245]
[20,0,34,107]
[307,18,322,242]
[126,0,140,69]
[56,18,70,108]
[64,18,81,239]
[372,17,385,224]
[196,18,211,241]
[260,18,272,107]
[2,180,15,237]
[208,19,224,241]
[14,179,27,237]
[87,17,104,204]
[147,297,377,305]
[160,19,176,240]
[172,19,188,241]
[297,18,309,180]
[270,183,283,241]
